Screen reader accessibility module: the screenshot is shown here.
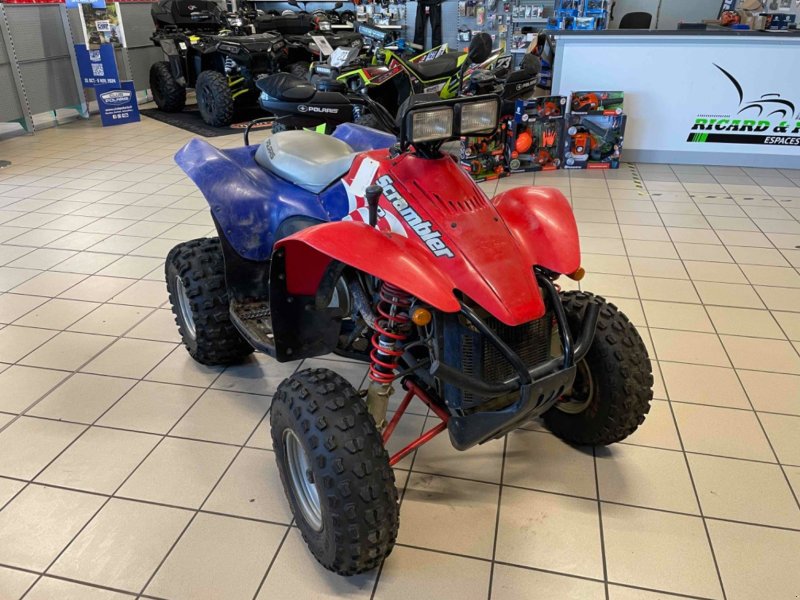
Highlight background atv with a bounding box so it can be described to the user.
[150,0,288,126]
[166,96,653,575]
[282,28,365,80]
[258,32,537,135]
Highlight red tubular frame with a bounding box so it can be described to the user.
[383,380,450,466]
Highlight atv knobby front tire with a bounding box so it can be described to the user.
[271,368,399,575]
[150,61,186,113]
[166,238,253,366]
[544,291,653,445]
[196,70,235,127]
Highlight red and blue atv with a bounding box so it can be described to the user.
[166,94,653,575]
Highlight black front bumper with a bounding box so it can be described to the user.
[430,275,599,450]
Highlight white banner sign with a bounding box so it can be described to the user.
[553,35,800,165]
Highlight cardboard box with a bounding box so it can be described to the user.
[460,117,513,182]
[563,113,626,169]
[506,96,567,172]
[569,90,624,115]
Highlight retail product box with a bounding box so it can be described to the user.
[506,96,567,172]
[569,90,624,115]
[563,113,626,169]
[584,0,609,14]
[760,12,796,30]
[460,117,512,182]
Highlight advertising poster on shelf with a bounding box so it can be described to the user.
[78,2,126,48]
[74,43,120,87]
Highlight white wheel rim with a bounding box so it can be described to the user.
[284,429,323,531]
[175,276,196,340]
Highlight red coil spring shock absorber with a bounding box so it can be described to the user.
[369,282,413,384]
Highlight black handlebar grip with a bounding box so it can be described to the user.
[365,184,382,228]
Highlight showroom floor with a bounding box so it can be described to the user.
[0,115,799,600]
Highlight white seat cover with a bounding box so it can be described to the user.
[255,130,357,194]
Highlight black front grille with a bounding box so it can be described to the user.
[444,311,554,410]
[480,315,552,385]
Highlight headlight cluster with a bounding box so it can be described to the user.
[410,107,453,143]
[403,96,500,147]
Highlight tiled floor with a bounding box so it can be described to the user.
[1,115,799,600]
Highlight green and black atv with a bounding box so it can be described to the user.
[149,0,289,127]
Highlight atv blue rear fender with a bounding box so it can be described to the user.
[175,139,349,261]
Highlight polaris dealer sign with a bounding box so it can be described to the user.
[95,81,140,127]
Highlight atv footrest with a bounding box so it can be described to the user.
[447,365,577,451]
[230,300,277,357]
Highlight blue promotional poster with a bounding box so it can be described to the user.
[74,44,119,87]
[95,81,141,126]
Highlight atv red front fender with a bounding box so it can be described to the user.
[492,186,581,276]
[275,221,461,313]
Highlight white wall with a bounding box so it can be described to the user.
[656,0,722,29]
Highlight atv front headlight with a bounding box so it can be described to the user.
[401,95,501,148]
[227,16,243,27]
[459,99,499,135]
[410,107,453,143]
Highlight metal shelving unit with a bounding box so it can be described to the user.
[455,1,553,63]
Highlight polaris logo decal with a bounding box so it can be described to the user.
[99,90,132,105]
[297,105,340,114]
[376,175,454,258]
[515,79,535,91]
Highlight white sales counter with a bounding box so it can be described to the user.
[550,30,800,168]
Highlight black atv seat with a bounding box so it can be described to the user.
[506,69,537,84]
[404,52,460,81]
[256,73,316,102]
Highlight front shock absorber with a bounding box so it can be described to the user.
[366,282,413,428]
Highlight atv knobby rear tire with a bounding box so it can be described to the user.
[150,61,186,113]
[196,70,235,127]
[543,291,653,445]
[271,368,399,575]
[166,238,253,366]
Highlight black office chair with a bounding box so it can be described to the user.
[619,11,653,29]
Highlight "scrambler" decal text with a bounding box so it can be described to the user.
[376,175,455,258]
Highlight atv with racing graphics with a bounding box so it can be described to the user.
[165,94,653,574]
[257,31,538,134]
[150,0,289,127]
